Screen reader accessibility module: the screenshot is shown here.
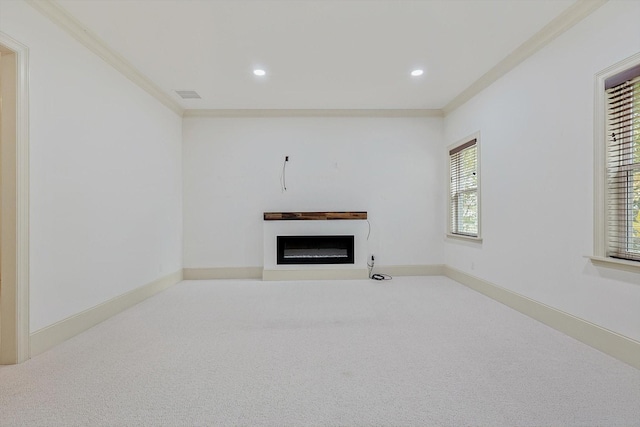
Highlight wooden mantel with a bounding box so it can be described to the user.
[263,211,367,221]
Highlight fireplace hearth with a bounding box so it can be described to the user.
[263,211,368,280]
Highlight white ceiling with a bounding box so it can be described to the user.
[56,0,576,110]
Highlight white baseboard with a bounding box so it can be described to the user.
[262,268,369,281]
[30,270,183,357]
[261,264,444,281]
[65,264,635,370]
[375,264,445,277]
[184,265,444,281]
[443,266,640,370]
[183,267,263,280]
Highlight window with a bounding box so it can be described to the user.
[604,64,640,262]
[448,135,480,238]
[594,54,640,270]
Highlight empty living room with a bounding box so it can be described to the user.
[1,0,639,425]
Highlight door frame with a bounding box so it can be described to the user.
[0,32,30,365]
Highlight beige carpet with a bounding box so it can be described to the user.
[1,276,639,426]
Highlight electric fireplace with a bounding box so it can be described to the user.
[277,235,355,265]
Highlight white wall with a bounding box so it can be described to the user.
[443,1,640,341]
[183,116,444,269]
[1,1,183,332]
[6,0,636,347]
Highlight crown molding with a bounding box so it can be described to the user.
[183,109,443,118]
[443,0,608,116]
[25,0,184,116]
[26,0,606,120]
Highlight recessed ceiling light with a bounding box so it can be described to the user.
[411,69,424,77]
[253,69,266,76]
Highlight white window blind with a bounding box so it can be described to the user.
[606,68,640,262]
[449,139,478,237]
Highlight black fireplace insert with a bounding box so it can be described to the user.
[277,235,355,265]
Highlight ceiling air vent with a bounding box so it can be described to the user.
[175,90,201,99]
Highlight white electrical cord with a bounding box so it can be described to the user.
[280,156,288,192]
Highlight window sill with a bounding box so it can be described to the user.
[446,233,483,243]
[587,256,640,274]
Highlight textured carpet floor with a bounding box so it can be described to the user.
[1,276,639,426]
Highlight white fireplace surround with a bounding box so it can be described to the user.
[263,219,369,280]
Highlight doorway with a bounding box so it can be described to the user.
[0,33,29,365]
